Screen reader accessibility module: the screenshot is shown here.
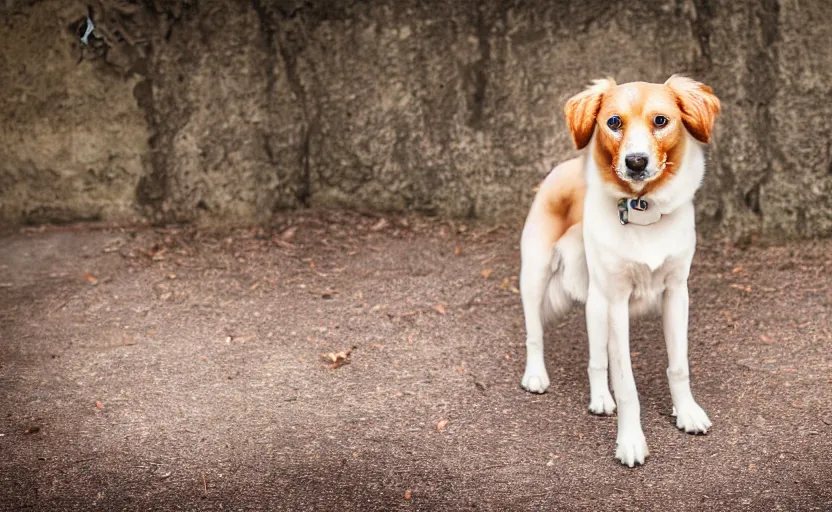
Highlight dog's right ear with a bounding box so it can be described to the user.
[564,78,615,150]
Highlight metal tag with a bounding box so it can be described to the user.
[618,198,661,226]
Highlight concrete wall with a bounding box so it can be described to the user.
[1,0,831,239]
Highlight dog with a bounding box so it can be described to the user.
[519,76,721,467]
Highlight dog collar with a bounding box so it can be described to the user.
[618,198,661,226]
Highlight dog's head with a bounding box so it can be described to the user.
[564,76,720,195]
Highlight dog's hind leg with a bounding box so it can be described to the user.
[520,223,554,394]
[520,198,571,394]
[520,158,586,394]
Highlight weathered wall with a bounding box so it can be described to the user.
[1,0,831,239]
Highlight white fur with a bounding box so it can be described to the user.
[520,130,711,467]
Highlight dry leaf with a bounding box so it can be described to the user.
[500,277,510,290]
[732,266,743,273]
[455,366,465,374]
[504,354,511,361]
[281,226,298,240]
[370,218,389,232]
[84,272,99,286]
[510,286,520,294]
[437,419,449,431]
[454,246,462,256]
[481,268,493,279]
[407,333,414,344]
[321,346,356,369]
[730,284,752,293]
[404,489,413,501]
[309,261,317,270]
[760,334,772,343]
[95,401,103,409]
[434,304,447,315]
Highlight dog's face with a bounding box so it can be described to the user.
[564,76,720,195]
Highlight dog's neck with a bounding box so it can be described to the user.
[584,132,707,221]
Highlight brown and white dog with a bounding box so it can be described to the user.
[519,76,721,466]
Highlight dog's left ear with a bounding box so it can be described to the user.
[664,75,721,143]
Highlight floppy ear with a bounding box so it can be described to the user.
[664,75,721,143]
[563,78,615,150]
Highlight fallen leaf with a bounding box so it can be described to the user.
[730,284,752,293]
[167,274,177,280]
[437,419,449,431]
[321,346,356,369]
[370,218,389,232]
[250,282,260,291]
[455,366,466,374]
[274,239,296,249]
[481,268,493,279]
[281,226,298,240]
[24,426,40,435]
[434,304,447,315]
[84,272,99,286]
[500,277,510,290]
[454,246,462,256]
[404,489,413,501]
[760,334,772,343]
[510,286,520,294]
[504,354,511,361]
[309,261,317,270]
[407,333,415,344]
[352,451,359,458]
[732,266,743,273]
[95,401,103,409]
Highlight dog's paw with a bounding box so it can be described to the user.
[588,390,616,415]
[521,368,550,394]
[615,428,649,467]
[672,402,712,434]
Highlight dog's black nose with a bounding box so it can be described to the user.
[625,153,649,175]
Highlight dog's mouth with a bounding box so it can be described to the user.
[616,167,660,184]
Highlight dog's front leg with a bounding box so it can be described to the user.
[606,287,648,467]
[663,280,711,433]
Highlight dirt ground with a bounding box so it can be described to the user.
[1,211,830,511]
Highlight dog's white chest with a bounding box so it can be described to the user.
[625,261,670,316]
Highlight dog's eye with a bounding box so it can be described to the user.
[607,115,622,131]
[654,115,668,128]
